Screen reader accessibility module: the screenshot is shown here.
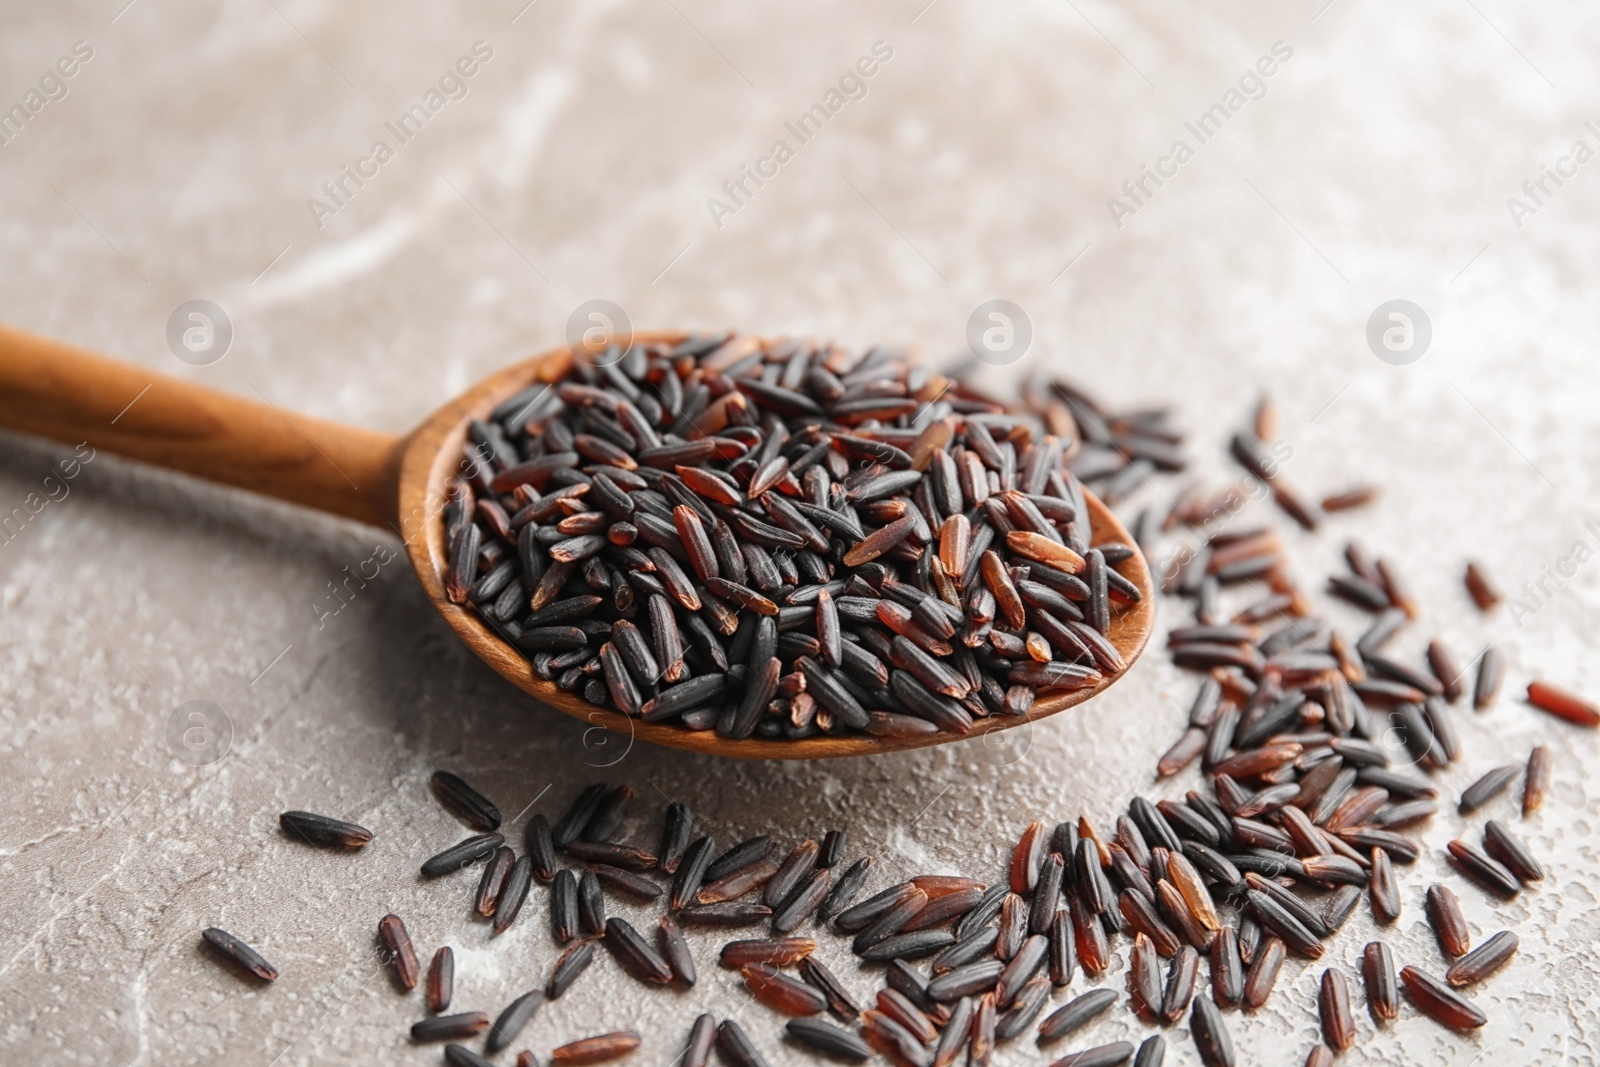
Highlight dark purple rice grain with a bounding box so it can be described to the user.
[797,956,863,1022]
[1483,819,1544,883]
[1242,873,1330,938]
[587,861,662,900]
[833,879,913,934]
[427,946,453,1013]
[201,927,279,982]
[1030,855,1064,934]
[763,839,820,908]
[995,933,1048,1007]
[1446,838,1521,897]
[1474,646,1505,709]
[1400,966,1487,1030]
[1187,989,1235,1067]
[1459,765,1520,814]
[1132,1035,1166,1067]
[444,1044,494,1067]
[716,1019,771,1067]
[697,855,779,903]
[421,833,505,878]
[551,869,579,943]
[411,1012,490,1043]
[772,869,831,933]
[378,913,419,990]
[997,975,1051,1041]
[819,830,847,868]
[1301,854,1367,887]
[998,891,1032,962]
[528,819,560,883]
[581,784,634,842]
[785,1017,871,1061]
[682,1013,717,1067]
[933,923,1001,977]
[970,993,998,1067]
[858,927,953,962]
[657,914,696,986]
[1362,940,1398,1023]
[1318,967,1355,1051]
[475,846,514,917]
[1209,925,1243,1007]
[1425,884,1471,958]
[1159,944,1199,1023]
[1445,929,1518,987]
[430,770,502,831]
[1074,840,1113,916]
[604,916,672,984]
[670,835,718,911]
[547,939,596,998]
[1038,987,1117,1043]
[932,995,975,1066]
[876,987,938,1042]
[705,835,772,885]
[1241,933,1287,1010]
[1423,697,1463,763]
[485,990,543,1053]
[1052,1041,1135,1067]
[577,870,606,935]
[278,810,373,849]
[677,902,772,926]
[553,784,607,848]
[1119,889,1181,958]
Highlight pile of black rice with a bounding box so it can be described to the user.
[440,335,1140,742]
[202,345,1593,1067]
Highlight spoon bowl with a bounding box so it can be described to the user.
[0,325,1155,759]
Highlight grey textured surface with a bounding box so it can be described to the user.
[2,0,1599,1064]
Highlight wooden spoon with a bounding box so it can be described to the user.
[0,324,1154,759]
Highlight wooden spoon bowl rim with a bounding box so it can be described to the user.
[397,332,1156,760]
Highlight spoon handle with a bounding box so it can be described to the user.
[0,322,401,528]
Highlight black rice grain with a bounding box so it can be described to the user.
[552,869,580,942]
[378,913,418,990]
[1038,987,1117,1043]
[785,1017,871,1061]
[421,833,504,878]
[411,1012,489,1043]
[578,870,606,935]
[201,927,278,982]
[1362,940,1397,1023]
[485,990,542,1053]
[658,915,696,985]
[1052,1041,1134,1067]
[427,946,453,1012]
[278,810,373,849]
[604,917,672,983]
[1400,966,1486,1030]
[1483,819,1544,883]
[547,939,596,998]
[716,1019,771,1067]
[682,1015,719,1067]
[1189,994,1235,1067]
[1445,930,1518,987]
[430,770,502,831]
